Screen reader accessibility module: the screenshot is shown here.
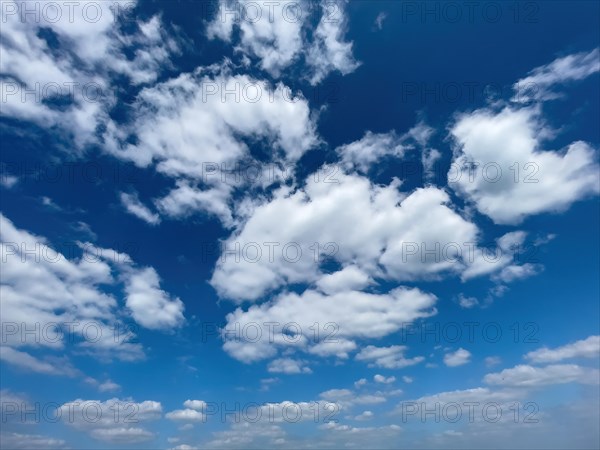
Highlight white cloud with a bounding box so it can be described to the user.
[484,364,600,387]
[485,356,502,368]
[356,345,425,369]
[525,336,600,363]
[104,65,318,226]
[422,147,442,182]
[59,398,161,443]
[354,378,367,388]
[123,267,185,331]
[211,168,495,302]
[207,0,359,83]
[166,409,206,422]
[0,432,67,449]
[335,122,434,173]
[183,400,208,410]
[305,0,360,84]
[336,131,406,172]
[120,192,161,225]
[0,347,78,377]
[207,1,304,76]
[0,214,144,363]
[315,265,373,295]
[491,262,541,283]
[0,213,184,378]
[443,348,471,367]
[222,288,436,363]
[373,374,396,384]
[354,410,374,421]
[0,1,179,148]
[98,380,121,393]
[449,106,599,224]
[105,66,317,169]
[513,48,600,103]
[320,388,385,409]
[267,358,312,374]
[374,12,387,30]
[457,293,479,309]
[0,174,18,189]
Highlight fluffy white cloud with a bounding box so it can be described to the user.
[356,345,425,369]
[315,265,373,295]
[183,400,208,410]
[207,1,304,76]
[443,348,471,367]
[457,293,479,309]
[336,131,406,172]
[267,358,312,374]
[335,122,434,173]
[319,388,386,408]
[305,0,360,84]
[525,336,600,363]
[0,1,179,147]
[484,364,600,387]
[123,267,185,331]
[373,374,395,384]
[0,432,67,450]
[105,66,317,170]
[211,169,501,302]
[222,287,436,363]
[0,347,79,377]
[449,106,599,224]
[0,213,184,377]
[207,0,359,83]
[513,48,600,103]
[491,262,541,283]
[104,65,318,225]
[59,398,162,443]
[0,214,139,360]
[166,409,206,422]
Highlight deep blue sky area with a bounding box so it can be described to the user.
[0,1,599,449]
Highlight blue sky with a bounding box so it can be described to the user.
[0,1,599,449]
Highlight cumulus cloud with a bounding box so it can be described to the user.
[59,398,162,443]
[166,409,206,422]
[267,358,312,374]
[123,267,185,331]
[443,348,471,367]
[0,214,143,362]
[335,122,434,173]
[457,293,479,309]
[0,213,184,378]
[305,0,360,84]
[104,65,318,226]
[207,1,304,76]
[222,287,435,363]
[356,345,425,369]
[525,336,600,363]
[449,106,599,224]
[207,0,359,83]
[373,374,395,384]
[211,168,509,302]
[0,0,179,147]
